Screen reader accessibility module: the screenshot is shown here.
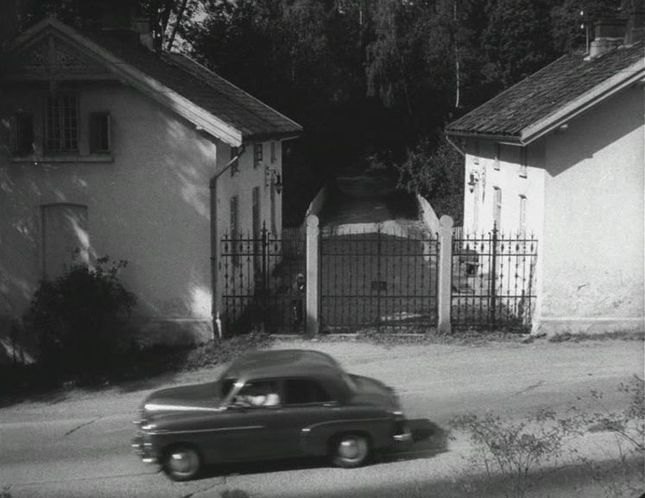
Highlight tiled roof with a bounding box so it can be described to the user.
[446,41,644,140]
[83,30,302,141]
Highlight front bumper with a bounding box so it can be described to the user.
[131,434,157,464]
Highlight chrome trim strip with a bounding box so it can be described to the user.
[302,417,390,432]
[144,403,225,412]
[154,425,264,436]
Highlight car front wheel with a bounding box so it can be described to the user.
[331,433,370,468]
[162,444,202,481]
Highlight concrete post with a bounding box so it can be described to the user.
[437,215,454,334]
[305,215,320,335]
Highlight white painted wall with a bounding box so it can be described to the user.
[539,85,644,332]
[459,84,644,334]
[0,81,284,344]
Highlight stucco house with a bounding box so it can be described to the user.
[0,17,302,344]
[446,15,644,335]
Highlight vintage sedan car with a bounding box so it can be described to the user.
[132,349,412,481]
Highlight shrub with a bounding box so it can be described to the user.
[23,257,136,382]
[451,409,576,498]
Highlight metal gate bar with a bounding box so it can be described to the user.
[451,226,537,332]
[320,227,439,333]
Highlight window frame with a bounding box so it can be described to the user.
[493,143,501,170]
[89,111,111,154]
[253,143,263,169]
[45,93,79,153]
[12,111,35,156]
[519,195,527,235]
[230,195,240,267]
[493,186,502,229]
[230,146,240,176]
[519,147,528,178]
[282,377,333,406]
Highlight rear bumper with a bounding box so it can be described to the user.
[392,418,413,448]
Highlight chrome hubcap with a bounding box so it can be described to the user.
[168,449,198,476]
[338,437,367,462]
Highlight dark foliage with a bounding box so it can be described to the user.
[22,257,136,382]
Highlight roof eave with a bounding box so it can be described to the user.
[519,57,645,145]
[444,128,523,145]
[6,18,244,147]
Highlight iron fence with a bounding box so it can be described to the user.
[319,226,439,333]
[220,227,305,334]
[451,226,537,332]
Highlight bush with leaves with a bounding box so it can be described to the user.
[396,136,464,225]
[451,409,577,498]
[23,257,136,382]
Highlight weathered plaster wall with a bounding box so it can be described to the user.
[539,86,644,333]
[0,81,233,344]
[462,140,546,238]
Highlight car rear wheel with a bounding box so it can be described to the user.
[162,444,201,481]
[331,433,370,468]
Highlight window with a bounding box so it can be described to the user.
[233,380,281,408]
[284,379,332,405]
[252,186,261,270]
[270,177,277,234]
[230,195,239,266]
[519,147,528,178]
[493,187,502,228]
[89,112,110,153]
[230,146,239,176]
[493,143,501,170]
[270,141,277,163]
[519,195,527,235]
[253,143,263,168]
[12,112,34,155]
[45,94,79,152]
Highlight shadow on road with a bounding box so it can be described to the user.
[196,418,447,481]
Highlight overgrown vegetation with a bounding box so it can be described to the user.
[0,332,273,405]
[22,257,136,382]
[451,376,645,498]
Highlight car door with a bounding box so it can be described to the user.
[216,378,287,462]
[276,377,340,456]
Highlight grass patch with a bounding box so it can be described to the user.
[548,330,645,343]
[282,328,530,348]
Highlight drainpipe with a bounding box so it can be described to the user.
[209,144,245,340]
[445,134,465,157]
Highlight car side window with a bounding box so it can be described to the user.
[284,378,332,405]
[232,380,281,408]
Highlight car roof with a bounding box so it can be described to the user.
[223,349,343,381]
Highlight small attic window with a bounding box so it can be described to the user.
[89,112,111,153]
[494,143,501,170]
[519,148,528,178]
[12,112,34,156]
[253,143,263,169]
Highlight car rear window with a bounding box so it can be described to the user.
[284,378,332,405]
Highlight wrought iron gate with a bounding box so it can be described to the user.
[451,226,537,332]
[320,227,439,333]
[220,227,305,334]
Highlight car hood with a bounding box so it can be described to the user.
[142,381,223,414]
[348,374,399,411]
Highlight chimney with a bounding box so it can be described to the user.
[587,18,627,58]
[131,17,155,51]
[623,0,645,43]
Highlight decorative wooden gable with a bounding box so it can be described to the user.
[3,31,113,81]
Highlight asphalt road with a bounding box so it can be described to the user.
[0,338,642,497]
